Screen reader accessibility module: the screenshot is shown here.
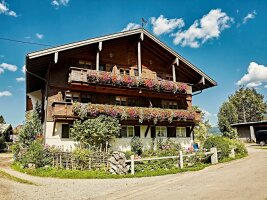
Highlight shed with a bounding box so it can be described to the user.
[231,121,267,142]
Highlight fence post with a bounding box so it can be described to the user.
[210,147,218,164]
[230,148,235,158]
[179,151,183,169]
[130,155,135,175]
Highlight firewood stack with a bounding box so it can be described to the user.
[108,152,130,174]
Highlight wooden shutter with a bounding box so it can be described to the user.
[186,127,191,137]
[151,126,156,138]
[134,126,140,137]
[167,127,176,137]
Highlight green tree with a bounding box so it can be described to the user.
[217,102,238,139]
[194,110,211,146]
[70,115,121,149]
[229,87,267,123]
[0,115,5,124]
[19,109,43,147]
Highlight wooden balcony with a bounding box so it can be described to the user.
[68,67,192,95]
[51,102,76,119]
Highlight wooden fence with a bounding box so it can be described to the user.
[50,151,111,170]
[126,147,231,175]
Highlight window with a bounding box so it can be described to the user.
[120,126,135,138]
[65,92,79,103]
[99,64,106,71]
[162,100,178,109]
[116,96,127,106]
[78,60,92,69]
[116,96,136,106]
[125,69,130,75]
[156,126,167,137]
[81,93,91,103]
[119,68,131,75]
[176,127,186,137]
[128,98,136,106]
[134,69,138,76]
[165,74,173,81]
[62,124,71,139]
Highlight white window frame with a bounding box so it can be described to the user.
[176,127,186,137]
[156,126,167,137]
[121,126,135,138]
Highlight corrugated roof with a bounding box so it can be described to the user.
[231,120,267,127]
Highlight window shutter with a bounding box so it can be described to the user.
[167,127,176,137]
[186,127,191,137]
[151,126,156,138]
[134,126,140,137]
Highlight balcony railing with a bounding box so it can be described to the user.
[51,102,74,118]
[73,103,201,124]
[68,67,192,95]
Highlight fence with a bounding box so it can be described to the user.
[126,147,233,175]
[50,151,111,170]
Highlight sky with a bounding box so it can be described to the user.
[0,0,267,127]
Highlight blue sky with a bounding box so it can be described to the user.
[0,0,266,127]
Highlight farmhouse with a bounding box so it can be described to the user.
[25,28,216,151]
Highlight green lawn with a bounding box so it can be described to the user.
[0,169,37,185]
[11,153,247,179]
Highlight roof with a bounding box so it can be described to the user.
[231,120,267,127]
[26,28,217,93]
[0,124,12,134]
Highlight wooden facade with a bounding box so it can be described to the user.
[25,28,216,150]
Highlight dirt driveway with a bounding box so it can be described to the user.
[0,146,267,200]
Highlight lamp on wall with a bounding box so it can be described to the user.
[149,60,153,65]
[109,52,114,59]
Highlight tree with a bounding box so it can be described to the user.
[217,102,238,139]
[19,109,43,147]
[70,115,121,149]
[193,107,212,146]
[229,87,267,123]
[0,115,5,124]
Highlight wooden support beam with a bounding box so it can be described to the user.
[54,52,58,64]
[138,41,142,77]
[96,42,102,71]
[172,65,176,82]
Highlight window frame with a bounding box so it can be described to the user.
[120,126,135,138]
[176,127,186,137]
[156,126,167,137]
[61,124,72,139]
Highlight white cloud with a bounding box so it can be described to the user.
[150,15,184,36]
[243,10,256,24]
[122,23,141,32]
[0,91,12,97]
[0,62,17,72]
[51,0,69,8]
[264,85,267,89]
[36,33,44,39]
[0,1,17,17]
[0,68,4,74]
[172,9,233,48]
[201,108,212,117]
[237,62,267,88]
[16,77,25,82]
[22,65,26,74]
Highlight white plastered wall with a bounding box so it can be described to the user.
[27,90,42,109]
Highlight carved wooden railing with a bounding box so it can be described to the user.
[68,67,192,95]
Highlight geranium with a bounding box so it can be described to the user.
[143,79,155,90]
[101,72,111,83]
[160,80,174,91]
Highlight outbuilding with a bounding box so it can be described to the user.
[231,121,267,142]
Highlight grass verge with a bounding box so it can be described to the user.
[11,162,209,179]
[0,169,37,185]
[11,153,246,179]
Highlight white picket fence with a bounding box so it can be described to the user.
[126,147,235,175]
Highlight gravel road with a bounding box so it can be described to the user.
[0,145,266,200]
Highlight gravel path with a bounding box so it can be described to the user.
[0,146,266,200]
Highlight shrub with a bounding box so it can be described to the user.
[72,148,91,170]
[130,137,143,155]
[203,136,232,159]
[19,139,51,168]
[124,151,135,160]
[232,140,248,156]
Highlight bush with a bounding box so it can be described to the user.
[130,137,143,155]
[19,139,51,168]
[203,136,232,159]
[72,148,91,170]
[203,136,247,159]
[124,150,135,160]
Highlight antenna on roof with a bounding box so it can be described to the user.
[141,18,147,28]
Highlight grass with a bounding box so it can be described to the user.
[11,153,247,179]
[0,169,37,185]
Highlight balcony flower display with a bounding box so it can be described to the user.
[86,69,188,94]
[73,103,196,124]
